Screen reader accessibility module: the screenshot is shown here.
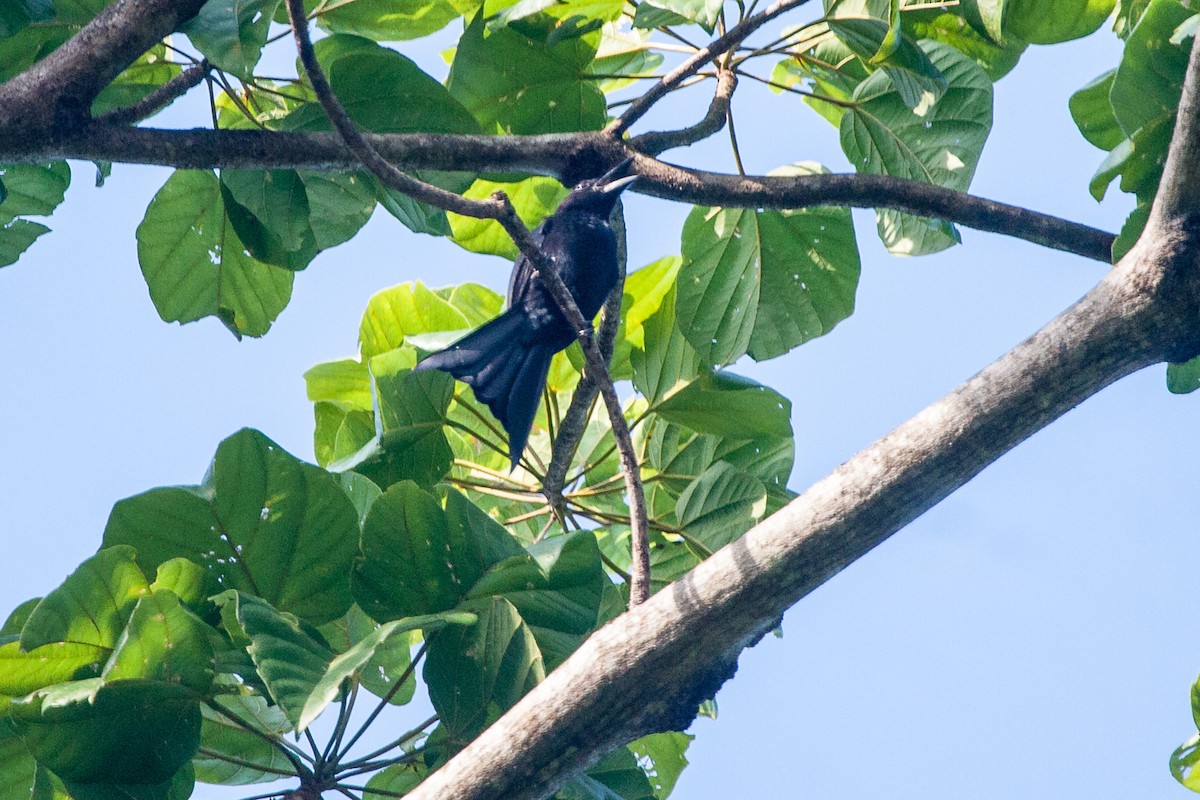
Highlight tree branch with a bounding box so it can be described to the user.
[631,69,737,156]
[93,61,211,126]
[0,0,208,133]
[0,124,1112,261]
[608,0,812,136]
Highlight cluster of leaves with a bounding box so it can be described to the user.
[1066,0,1200,393]
[0,428,692,799]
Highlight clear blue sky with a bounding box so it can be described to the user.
[0,21,1195,800]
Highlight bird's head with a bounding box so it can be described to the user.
[555,158,638,216]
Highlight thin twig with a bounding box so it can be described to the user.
[337,642,428,761]
[609,0,813,135]
[727,101,746,175]
[632,69,737,156]
[93,61,210,125]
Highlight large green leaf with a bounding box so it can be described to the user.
[827,17,947,110]
[21,546,149,652]
[359,280,472,358]
[466,531,606,668]
[0,642,107,698]
[1002,0,1115,43]
[675,462,767,551]
[101,591,215,693]
[1167,354,1200,394]
[447,13,605,134]
[181,0,279,77]
[1069,70,1124,150]
[653,371,793,440]
[9,679,200,785]
[303,610,474,729]
[103,429,358,625]
[423,597,544,751]
[0,161,69,268]
[629,731,692,799]
[631,0,722,30]
[674,184,860,367]
[318,0,461,40]
[353,481,464,622]
[840,41,992,255]
[0,721,38,800]
[632,285,703,405]
[136,169,294,337]
[219,169,376,270]
[904,12,1025,81]
[1110,0,1189,137]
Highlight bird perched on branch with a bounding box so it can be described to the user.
[414,159,637,471]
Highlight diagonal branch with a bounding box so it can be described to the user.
[608,0,812,135]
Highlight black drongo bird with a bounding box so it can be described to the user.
[414,160,637,470]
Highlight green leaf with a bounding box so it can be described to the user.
[1111,0,1190,137]
[10,679,201,785]
[654,371,792,439]
[150,558,210,607]
[360,280,472,359]
[90,44,182,117]
[591,23,664,93]
[1,598,40,637]
[827,17,947,110]
[136,169,294,337]
[305,358,373,412]
[1111,200,1149,261]
[904,12,1025,81]
[181,0,279,77]
[447,13,605,134]
[674,186,860,366]
[103,429,359,625]
[0,25,70,84]
[213,591,335,730]
[632,285,703,404]
[442,487,527,589]
[1069,70,1123,152]
[1167,354,1200,394]
[1172,732,1200,791]
[1088,114,1173,203]
[1003,0,1115,44]
[560,746,656,799]
[365,764,426,797]
[220,169,376,270]
[0,161,70,268]
[840,41,992,255]
[466,531,606,668]
[630,732,692,799]
[423,597,545,751]
[0,641,107,698]
[0,721,39,800]
[353,481,465,621]
[62,764,194,800]
[676,462,767,551]
[318,0,461,40]
[102,590,215,693]
[632,0,722,30]
[448,176,568,258]
[21,546,149,651]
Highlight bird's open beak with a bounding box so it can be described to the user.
[600,174,639,195]
[597,157,638,195]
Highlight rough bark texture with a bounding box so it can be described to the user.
[5,2,1200,799]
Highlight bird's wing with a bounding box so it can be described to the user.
[507,217,552,306]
